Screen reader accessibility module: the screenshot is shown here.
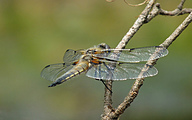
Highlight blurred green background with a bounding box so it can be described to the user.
[0,0,192,120]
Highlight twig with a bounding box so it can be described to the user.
[102,0,156,120]
[102,0,192,119]
[115,0,156,49]
[146,0,192,22]
[124,0,149,6]
[160,12,192,48]
[112,11,192,118]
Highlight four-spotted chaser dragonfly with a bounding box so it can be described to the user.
[41,43,168,87]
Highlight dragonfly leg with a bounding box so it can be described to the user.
[95,65,112,92]
[101,79,112,93]
[94,66,98,78]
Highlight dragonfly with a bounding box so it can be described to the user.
[41,43,168,87]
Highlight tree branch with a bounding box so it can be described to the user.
[102,0,156,119]
[112,11,192,119]
[102,0,192,119]
[115,0,156,50]
[160,12,192,48]
[146,0,192,22]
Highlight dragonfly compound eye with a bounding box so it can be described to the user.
[98,43,110,49]
[86,50,92,54]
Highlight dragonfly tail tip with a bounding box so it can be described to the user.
[48,83,56,87]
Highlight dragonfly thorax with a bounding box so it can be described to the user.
[80,54,92,62]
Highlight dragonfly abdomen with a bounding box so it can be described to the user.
[48,61,89,87]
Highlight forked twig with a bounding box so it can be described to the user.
[112,12,192,118]
[102,0,192,119]
[146,0,192,22]
[102,1,156,119]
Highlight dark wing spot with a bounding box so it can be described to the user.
[155,46,162,48]
[117,62,123,65]
[129,48,135,52]
[44,65,50,68]
[66,49,70,52]
[145,64,153,68]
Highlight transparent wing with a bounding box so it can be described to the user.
[86,63,158,80]
[63,49,83,65]
[41,63,73,81]
[95,46,168,63]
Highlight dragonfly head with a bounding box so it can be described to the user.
[85,43,111,55]
[98,43,110,49]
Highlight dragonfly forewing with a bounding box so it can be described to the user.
[97,46,168,63]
